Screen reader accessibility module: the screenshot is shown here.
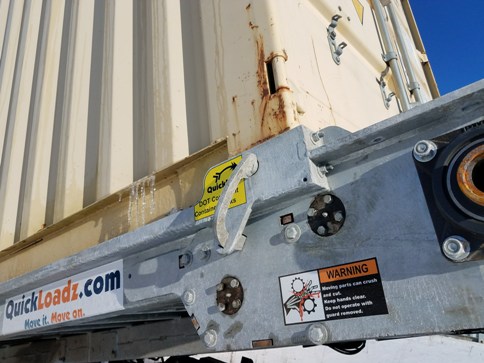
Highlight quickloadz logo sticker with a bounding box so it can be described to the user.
[279,258,388,325]
[194,156,247,221]
[2,260,124,335]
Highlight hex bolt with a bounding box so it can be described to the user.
[317,226,326,235]
[284,224,301,243]
[218,303,226,312]
[307,208,317,217]
[229,278,240,288]
[413,140,437,162]
[216,283,224,292]
[307,323,328,345]
[442,236,471,262]
[333,211,344,222]
[203,329,218,348]
[232,299,242,309]
[323,195,332,204]
[183,289,196,306]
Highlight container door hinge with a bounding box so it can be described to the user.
[214,153,258,255]
[327,15,347,65]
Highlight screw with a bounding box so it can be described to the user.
[179,252,192,268]
[307,324,328,345]
[284,224,301,243]
[334,211,344,222]
[203,329,218,348]
[413,140,437,162]
[323,195,332,204]
[232,299,242,309]
[183,289,196,306]
[317,226,326,235]
[218,303,226,312]
[442,236,470,262]
[197,246,211,261]
[216,283,224,292]
[229,278,240,288]
[311,130,325,143]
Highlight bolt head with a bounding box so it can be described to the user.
[442,236,470,262]
[334,211,344,222]
[216,283,224,292]
[317,226,326,235]
[413,140,437,162]
[183,289,196,305]
[218,303,226,312]
[232,299,242,309]
[229,278,240,288]
[203,329,218,348]
[307,324,328,345]
[323,195,332,204]
[284,224,301,243]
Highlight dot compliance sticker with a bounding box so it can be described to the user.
[279,258,388,325]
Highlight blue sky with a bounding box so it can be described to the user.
[410,0,484,95]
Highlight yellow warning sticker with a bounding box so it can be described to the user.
[194,156,247,221]
[352,0,364,25]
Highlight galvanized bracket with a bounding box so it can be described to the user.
[327,15,347,65]
[378,66,395,109]
[214,153,258,255]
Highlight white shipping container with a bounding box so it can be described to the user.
[0,0,436,278]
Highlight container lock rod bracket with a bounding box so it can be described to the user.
[378,65,396,110]
[214,153,258,255]
[327,15,347,65]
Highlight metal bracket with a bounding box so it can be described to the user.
[378,66,395,109]
[327,15,347,65]
[214,153,258,255]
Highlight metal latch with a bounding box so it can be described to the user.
[327,15,347,65]
[214,153,258,255]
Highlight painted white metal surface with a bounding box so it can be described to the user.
[0,0,433,252]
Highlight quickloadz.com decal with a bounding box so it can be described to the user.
[2,260,124,335]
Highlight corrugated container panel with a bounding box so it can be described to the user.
[0,0,435,254]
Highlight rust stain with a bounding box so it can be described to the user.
[249,21,258,29]
[457,144,484,206]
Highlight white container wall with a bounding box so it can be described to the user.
[0,0,435,252]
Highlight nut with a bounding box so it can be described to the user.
[183,289,196,306]
[216,283,224,292]
[307,324,328,345]
[334,211,344,222]
[442,236,470,262]
[284,224,301,243]
[413,140,437,162]
[229,278,240,288]
[203,329,218,348]
[323,195,332,204]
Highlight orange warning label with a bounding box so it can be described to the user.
[319,259,378,283]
